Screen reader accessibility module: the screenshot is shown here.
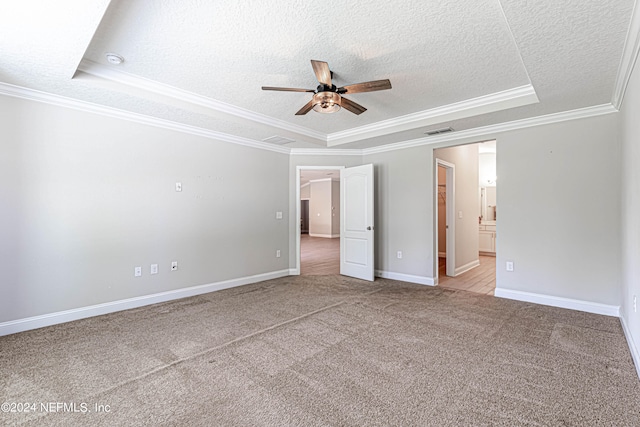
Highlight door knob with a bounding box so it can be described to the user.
[367,226,372,230]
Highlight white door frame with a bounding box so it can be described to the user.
[435,158,456,280]
[294,165,344,275]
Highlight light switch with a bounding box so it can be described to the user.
[276,211,283,219]
[175,182,182,192]
[150,264,158,275]
[506,261,514,272]
[458,211,463,219]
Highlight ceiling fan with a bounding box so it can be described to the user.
[262,60,392,115]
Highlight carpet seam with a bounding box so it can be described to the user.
[84,297,362,400]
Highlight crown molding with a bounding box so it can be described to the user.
[612,0,640,109]
[78,60,543,149]
[0,81,618,158]
[290,148,362,156]
[326,84,539,147]
[360,103,618,155]
[0,82,290,154]
[77,59,326,143]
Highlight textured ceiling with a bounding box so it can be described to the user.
[0,0,636,150]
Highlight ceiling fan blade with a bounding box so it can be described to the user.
[311,60,332,86]
[340,96,367,115]
[295,99,315,115]
[338,79,392,94]
[262,86,315,92]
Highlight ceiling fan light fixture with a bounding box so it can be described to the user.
[312,92,341,113]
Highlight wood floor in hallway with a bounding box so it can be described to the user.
[300,234,340,275]
[438,255,496,296]
[300,234,496,296]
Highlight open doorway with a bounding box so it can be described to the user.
[435,159,455,279]
[296,167,342,275]
[434,141,497,295]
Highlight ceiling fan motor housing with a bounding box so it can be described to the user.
[317,84,338,93]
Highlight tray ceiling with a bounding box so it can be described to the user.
[0,0,636,150]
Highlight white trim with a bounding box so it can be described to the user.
[620,311,640,379]
[308,178,333,183]
[300,182,310,188]
[612,0,640,109]
[0,82,290,155]
[494,288,620,317]
[361,104,618,155]
[327,85,539,146]
[435,159,456,278]
[0,269,290,337]
[291,148,362,156]
[79,58,539,148]
[375,270,436,286]
[77,60,326,143]
[288,268,299,275]
[309,233,340,238]
[454,259,480,276]
[0,81,618,157]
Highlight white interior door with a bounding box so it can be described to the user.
[340,164,375,281]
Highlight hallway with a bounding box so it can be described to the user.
[300,234,339,275]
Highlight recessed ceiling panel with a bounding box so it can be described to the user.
[84,0,531,133]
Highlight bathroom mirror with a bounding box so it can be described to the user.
[480,186,496,222]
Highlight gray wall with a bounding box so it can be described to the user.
[496,114,621,305]
[620,58,640,365]
[1,91,627,332]
[363,113,621,306]
[309,180,332,236]
[0,96,289,323]
[365,146,434,279]
[331,180,341,236]
[300,183,310,199]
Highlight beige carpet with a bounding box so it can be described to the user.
[1,275,639,426]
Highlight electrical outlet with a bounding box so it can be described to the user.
[171,261,178,271]
[506,261,514,272]
[276,250,281,258]
[134,266,142,277]
[150,264,158,275]
[397,251,403,259]
[276,211,283,220]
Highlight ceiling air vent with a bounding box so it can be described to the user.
[262,135,296,145]
[424,127,454,136]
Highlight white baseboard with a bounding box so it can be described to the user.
[620,310,640,380]
[375,270,436,286]
[494,288,620,317]
[455,259,480,276]
[309,233,340,238]
[289,268,299,275]
[0,269,290,337]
